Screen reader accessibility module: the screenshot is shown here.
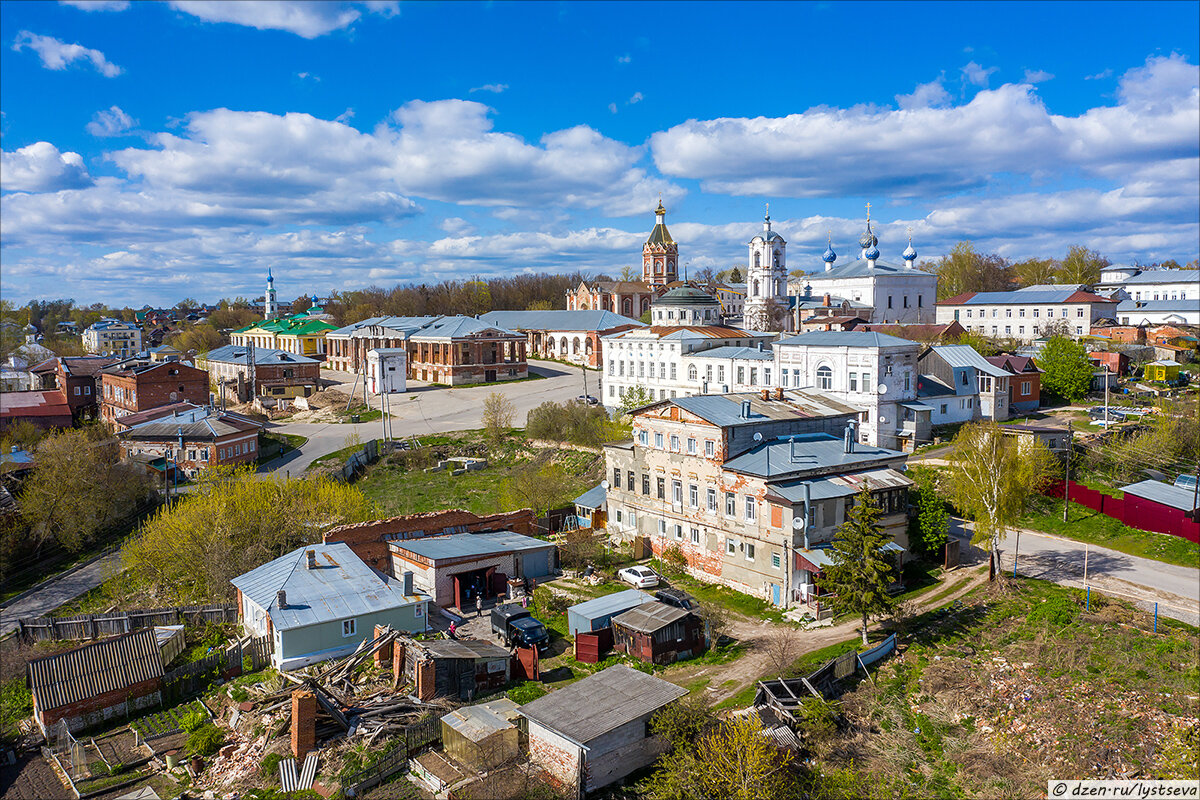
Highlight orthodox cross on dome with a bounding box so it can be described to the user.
[907,225,913,242]
[865,201,871,222]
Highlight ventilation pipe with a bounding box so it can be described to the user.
[844,421,856,454]
[403,571,414,595]
[741,399,751,418]
[277,590,287,609]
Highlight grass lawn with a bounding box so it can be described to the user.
[1021,496,1200,568]
[650,567,787,623]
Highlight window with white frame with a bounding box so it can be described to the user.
[342,619,357,637]
[670,434,680,451]
[849,373,858,392]
[726,537,736,555]
[704,440,714,457]
[745,496,756,521]
[689,484,699,508]
[658,519,667,536]
[816,365,832,390]
[655,432,664,449]
[737,366,745,384]
[674,523,683,540]
[691,527,700,544]
[638,430,648,445]
[687,437,697,454]
[745,542,755,561]
[772,552,781,569]
[672,480,683,505]
[725,491,736,516]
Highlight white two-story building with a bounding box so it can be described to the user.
[935,285,1118,342]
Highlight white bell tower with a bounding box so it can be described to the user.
[743,205,790,331]
[265,267,278,320]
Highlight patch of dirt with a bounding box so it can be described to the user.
[0,751,73,800]
[0,637,78,683]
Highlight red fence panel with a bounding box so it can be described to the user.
[1040,481,1199,543]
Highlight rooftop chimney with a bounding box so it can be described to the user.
[823,294,831,307]
[844,421,856,454]
[740,399,751,419]
[277,589,287,609]
[761,389,770,401]
[403,570,414,595]
[306,550,317,569]
[774,387,784,401]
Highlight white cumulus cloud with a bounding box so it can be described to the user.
[1,142,93,192]
[11,30,122,77]
[168,1,397,38]
[961,61,998,87]
[86,105,137,137]
[469,84,509,94]
[1022,69,1054,84]
[896,78,950,110]
[59,1,130,10]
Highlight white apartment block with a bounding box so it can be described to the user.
[772,330,927,451]
[935,285,1117,342]
[1096,267,1198,303]
[83,318,142,358]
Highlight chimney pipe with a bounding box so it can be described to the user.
[306,550,316,569]
[802,482,812,550]
[844,421,856,453]
[403,571,414,595]
[277,589,287,609]
[741,399,751,418]
[823,293,831,307]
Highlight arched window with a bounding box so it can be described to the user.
[816,365,833,390]
[623,298,632,315]
[560,336,568,353]
[572,337,580,354]
[754,252,761,268]
[773,250,781,268]
[688,365,697,381]
[753,280,760,296]
[641,297,650,314]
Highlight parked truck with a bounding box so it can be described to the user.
[490,604,550,650]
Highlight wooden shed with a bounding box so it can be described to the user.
[611,601,706,666]
[403,638,512,701]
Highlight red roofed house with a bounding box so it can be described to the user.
[30,356,122,423]
[935,285,1118,342]
[985,353,1043,412]
[0,390,74,432]
[854,320,967,343]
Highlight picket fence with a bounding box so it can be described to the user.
[16,604,238,643]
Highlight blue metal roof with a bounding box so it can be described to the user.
[771,467,913,503]
[776,330,917,348]
[928,345,1011,378]
[410,316,518,340]
[574,483,607,509]
[806,259,930,280]
[479,310,644,331]
[231,542,425,631]
[568,589,654,622]
[723,432,906,478]
[947,285,1092,305]
[668,391,859,428]
[203,344,319,366]
[916,375,956,398]
[1116,299,1199,313]
[390,531,553,562]
[685,346,773,360]
[1119,479,1198,511]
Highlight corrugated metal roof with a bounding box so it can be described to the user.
[686,346,774,361]
[410,316,519,341]
[804,259,930,280]
[939,285,1115,306]
[1122,269,1200,285]
[574,484,607,509]
[612,601,689,633]
[776,330,917,348]
[419,638,510,660]
[202,344,319,366]
[231,542,425,631]
[1116,299,1199,313]
[724,433,906,479]
[520,664,687,745]
[929,345,1011,378]
[1120,479,1198,511]
[479,310,644,331]
[442,698,520,741]
[668,391,859,428]
[568,589,654,622]
[28,629,164,712]
[771,467,913,503]
[120,405,262,441]
[390,531,553,562]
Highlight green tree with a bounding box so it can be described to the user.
[906,467,948,559]
[500,461,576,519]
[639,309,652,324]
[525,299,553,311]
[942,422,1058,580]
[481,392,515,446]
[954,329,1001,356]
[1038,336,1093,400]
[1012,258,1058,287]
[124,467,375,602]
[728,266,743,283]
[922,241,1012,299]
[1056,245,1109,285]
[618,385,655,414]
[18,429,154,553]
[818,486,896,645]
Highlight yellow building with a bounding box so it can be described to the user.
[1144,359,1182,382]
[230,314,337,357]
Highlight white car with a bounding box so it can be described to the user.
[618,565,659,589]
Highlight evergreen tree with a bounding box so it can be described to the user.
[818,485,896,645]
[728,266,743,283]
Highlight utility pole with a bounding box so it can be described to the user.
[582,358,589,400]
[1063,420,1073,523]
[1104,366,1110,428]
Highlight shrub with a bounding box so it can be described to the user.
[660,544,688,577]
[179,708,207,733]
[1026,595,1080,627]
[260,752,283,779]
[187,723,224,756]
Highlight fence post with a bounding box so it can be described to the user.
[1154,603,1158,633]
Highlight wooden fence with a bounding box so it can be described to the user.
[161,636,271,703]
[338,715,440,798]
[16,604,238,643]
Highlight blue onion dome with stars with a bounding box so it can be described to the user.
[864,244,881,260]
[822,244,837,263]
[903,241,917,260]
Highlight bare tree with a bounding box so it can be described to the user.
[482,392,516,445]
[762,626,803,676]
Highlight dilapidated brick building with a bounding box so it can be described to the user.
[99,359,208,424]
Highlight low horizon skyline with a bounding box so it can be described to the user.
[2,1,1197,307]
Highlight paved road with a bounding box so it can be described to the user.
[0,551,124,635]
[260,361,591,474]
[950,517,1200,625]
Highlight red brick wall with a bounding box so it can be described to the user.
[101,363,209,423]
[291,690,316,759]
[37,676,163,733]
[324,509,537,574]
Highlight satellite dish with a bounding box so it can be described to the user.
[792,518,804,530]
[753,432,763,442]
[877,384,888,395]
[600,480,610,490]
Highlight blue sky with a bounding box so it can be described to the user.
[2,0,1197,306]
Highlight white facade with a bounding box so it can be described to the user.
[367,348,407,394]
[743,210,791,332]
[773,331,922,450]
[935,285,1118,342]
[1114,299,1200,327]
[681,348,775,394]
[1097,268,1198,303]
[602,327,772,409]
[83,319,142,358]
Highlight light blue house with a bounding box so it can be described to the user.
[232,542,430,670]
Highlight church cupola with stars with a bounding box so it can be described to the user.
[743,204,792,332]
[642,198,678,286]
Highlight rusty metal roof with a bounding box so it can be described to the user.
[27,629,164,712]
[611,601,690,634]
[419,638,510,661]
